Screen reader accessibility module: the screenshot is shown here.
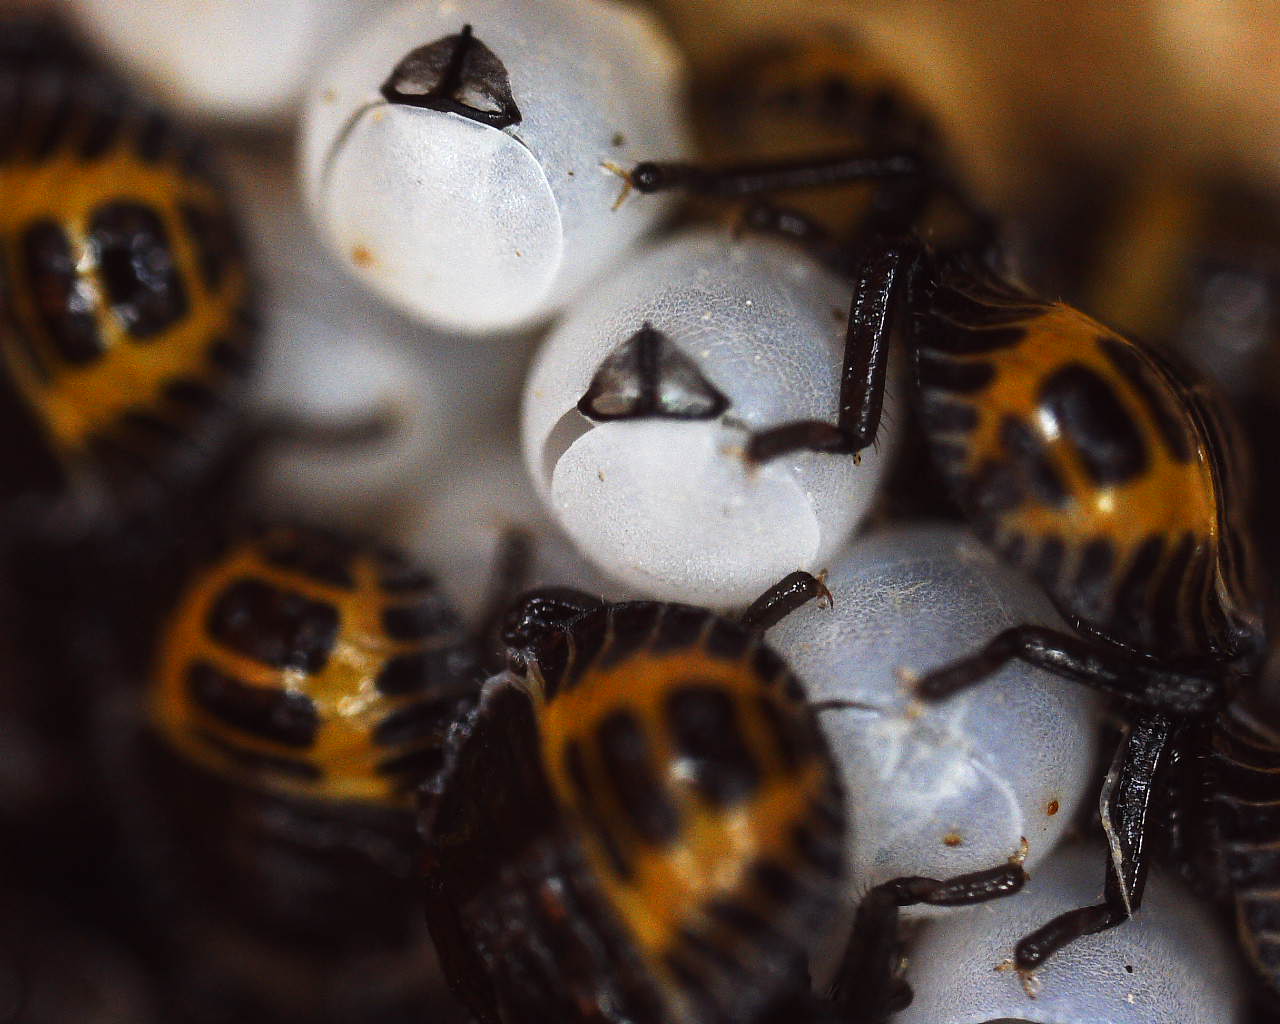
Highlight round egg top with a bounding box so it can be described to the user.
[301,0,691,331]
[766,523,1102,921]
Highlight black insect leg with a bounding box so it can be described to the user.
[474,528,535,672]
[827,885,912,1024]
[1012,714,1177,974]
[739,570,832,634]
[828,856,1028,1024]
[915,624,1224,717]
[747,238,921,463]
[627,152,924,200]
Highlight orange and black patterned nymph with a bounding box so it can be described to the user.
[421,594,844,1024]
[151,524,480,809]
[915,269,1263,664]
[0,59,254,531]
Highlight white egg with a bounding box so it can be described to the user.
[896,842,1247,1023]
[765,524,1101,920]
[226,146,538,529]
[67,0,391,125]
[523,226,899,607]
[300,0,691,332]
[392,433,629,627]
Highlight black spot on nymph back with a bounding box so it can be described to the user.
[1073,537,1116,618]
[21,218,104,365]
[563,738,633,881]
[1096,335,1192,463]
[1111,534,1165,642]
[915,350,996,394]
[186,660,318,747]
[207,578,339,673]
[999,414,1069,507]
[666,684,761,808]
[383,595,460,640]
[1038,363,1147,485]
[89,200,189,340]
[596,709,680,846]
[257,527,356,588]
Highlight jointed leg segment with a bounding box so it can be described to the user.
[746,238,919,463]
[830,852,1028,1023]
[915,623,1224,717]
[740,570,832,634]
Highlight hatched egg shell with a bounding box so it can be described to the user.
[300,0,691,332]
[227,147,537,529]
[897,842,1247,1023]
[248,316,443,529]
[766,523,1101,915]
[523,227,899,607]
[67,0,390,125]
[393,435,629,628]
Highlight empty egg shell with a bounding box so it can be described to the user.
[523,226,900,607]
[67,0,391,125]
[765,524,1101,916]
[896,842,1247,1023]
[300,0,691,331]
[228,147,536,528]
[393,434,629,627]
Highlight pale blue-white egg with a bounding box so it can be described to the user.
[227,147,537,528]
[300,0,691,331]
[766,524,1101,926]
[896,842,1247,1023]
[523,226,900,607]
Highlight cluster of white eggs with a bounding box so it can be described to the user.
[71,0,1248,1020]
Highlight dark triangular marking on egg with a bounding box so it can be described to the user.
[577,323,730,422]
[380,24,522,129]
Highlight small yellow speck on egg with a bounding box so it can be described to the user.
[323,88,338,103]
[351,245,376,269]
[1047,799,1060,816]
[943,832,963,847]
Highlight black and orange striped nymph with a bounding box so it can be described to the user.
[151,523,480,809]
[694,229,1272,998]
[419,574,1027,1024]
[140,523,479,992]
[0,57,253,535]
[622,106,1280,995]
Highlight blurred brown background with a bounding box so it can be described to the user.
[646,0,1277,216]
